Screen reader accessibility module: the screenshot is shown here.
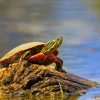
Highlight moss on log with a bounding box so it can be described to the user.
[0,62,98,96]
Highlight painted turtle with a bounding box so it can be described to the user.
[0,37,63,71]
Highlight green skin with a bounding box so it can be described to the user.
[21,37,63,72]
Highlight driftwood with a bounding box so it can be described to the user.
[0,61,98,97]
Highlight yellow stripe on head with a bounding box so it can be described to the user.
[41,36,62,55]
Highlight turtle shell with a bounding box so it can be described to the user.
[0,42,45,67]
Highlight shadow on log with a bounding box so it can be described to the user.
[0,62,98,97]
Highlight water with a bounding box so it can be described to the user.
[0,0,100,100]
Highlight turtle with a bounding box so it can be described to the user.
[0,37,63,71]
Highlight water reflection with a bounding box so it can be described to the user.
[0,95,80,100]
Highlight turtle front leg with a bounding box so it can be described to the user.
[19,51,32,67]
[55,58,65,73]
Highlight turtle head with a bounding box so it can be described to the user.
[40,36,62,55]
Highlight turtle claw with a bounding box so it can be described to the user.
[22,61,31,68]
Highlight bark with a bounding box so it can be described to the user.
[0,62,98,96]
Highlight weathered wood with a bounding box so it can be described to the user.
[0,62,98,96]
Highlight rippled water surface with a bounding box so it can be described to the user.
[0,0,100,100]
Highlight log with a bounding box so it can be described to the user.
[0,61,98,97]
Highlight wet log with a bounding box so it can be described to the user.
[0,62,98,96]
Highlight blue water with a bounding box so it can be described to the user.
[61,36,100,100]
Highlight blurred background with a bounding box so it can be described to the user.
[0,0,100,56]
[0,0,100,99]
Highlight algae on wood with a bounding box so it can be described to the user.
[0,62,97,96]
